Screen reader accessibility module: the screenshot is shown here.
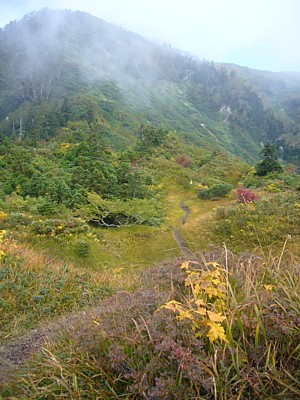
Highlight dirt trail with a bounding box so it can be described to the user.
[0,201,194,385]
[172,202,194,259]
[0,302,110,384]
[0,288,170,385]
[180,201,191,225]
[0,328,50,382]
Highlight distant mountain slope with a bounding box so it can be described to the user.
[0,8,299,164]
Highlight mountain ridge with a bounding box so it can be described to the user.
[0,8,300,165]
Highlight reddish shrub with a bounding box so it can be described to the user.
[236,187,259,204]
[175,156,192,168]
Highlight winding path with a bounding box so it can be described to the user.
[172,202,194,259]
[0,201,194,385]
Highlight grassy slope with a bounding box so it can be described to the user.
[1,180,300,398]
[0,182,225,341]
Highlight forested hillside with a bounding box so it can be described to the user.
[0,8,300,165]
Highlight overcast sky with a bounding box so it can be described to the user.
[0,0,299,72]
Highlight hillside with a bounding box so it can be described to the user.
[0,8,300,399]
[0,8,299,164]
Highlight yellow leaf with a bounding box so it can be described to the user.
[194,307,207,316]
[188,271,200,280]
[176,309,194,321]
[207,311,226,322]
[264,284,273,291]
[204,286,222,299]
[181,261,190,270]
[206,321,228,343]
[195,299,205,306]
[207,262,220,269]
[161,300,183,313]
[193,283,202,296]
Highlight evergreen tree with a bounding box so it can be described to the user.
[255,144,283,176]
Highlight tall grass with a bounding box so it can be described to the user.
[0,241,114,341]
[2,249,299,399]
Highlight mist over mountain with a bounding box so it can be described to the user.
[0,8,300,164]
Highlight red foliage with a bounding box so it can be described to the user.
[236,187,259,204]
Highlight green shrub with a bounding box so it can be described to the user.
[78,193,164,227]
[266,182,281,193]
[31,217,88,236]
[215,220,233,235]
[75,240,90,257]
[198,183,232,200]
[212,192,300,249]
[7,212,32,228]
[36,196,58,216]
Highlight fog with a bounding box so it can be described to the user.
[1,0,300,72]
[1,8,177,110]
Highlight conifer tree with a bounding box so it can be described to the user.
[255,143,283,176]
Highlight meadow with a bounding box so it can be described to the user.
[1,171,300,398]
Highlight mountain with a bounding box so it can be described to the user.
[0,8,300,164]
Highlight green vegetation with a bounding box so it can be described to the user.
[213,191,300,252]
[255,143,283,176]
[1,9,300,166]
[198,182,233,200]
[1,133,299,398]
[0,8,300,399]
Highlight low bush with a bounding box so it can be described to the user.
[198,183,232,200]
[31,217,88,236]
[7,212,32,228]
[214,192,300,249]
[266,182,281,193]
[78,193,164,227]
[75,239,90,257]
[235,186,259,203]
[0,210,8,222]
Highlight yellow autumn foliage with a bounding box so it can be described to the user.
[206,321,228,343]
[160,261,228,344]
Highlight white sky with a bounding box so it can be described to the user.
[0,0,300,72]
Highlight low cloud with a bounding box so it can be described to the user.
[1,0,300,72]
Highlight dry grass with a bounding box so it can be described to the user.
[2,250,299,399]
[0,240,115,341]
